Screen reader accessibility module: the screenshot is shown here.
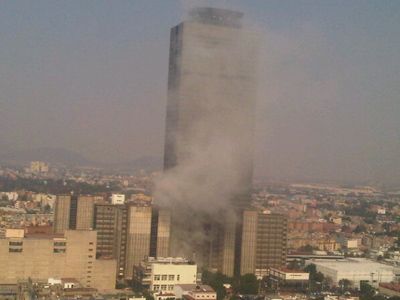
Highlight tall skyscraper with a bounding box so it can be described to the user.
[163,7,259,276]
[53,195,71,234]
[164,7,257,208]
[93,203,128,281]
[241,211,288,277]
[76,195,95,230]
[125,203,153,280]
[150,207,171,258]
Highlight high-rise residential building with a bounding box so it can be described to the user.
[150,207,171,258]
[125,203,153,280]
[53,195,71,234]
[163,7,259,276]
[54,194,171,282]
[76,195,95,230]
[94,203,125,259]
[93,203,128,281]
[240,211,288,278]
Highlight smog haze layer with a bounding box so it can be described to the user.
[1,0,400,186]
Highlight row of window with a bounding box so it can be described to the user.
[9,241,23,246]
[153,274,180,281]
[54,248,66,253]
[54,242,66,247]
[9,248,68,253]
[153,284,174,291]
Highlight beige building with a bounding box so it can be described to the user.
[94,203,128,280]
[76,195,95,230]
[209,220,236,277]
[151,208,171,258]
[125,204,153,279]
[0,229,116,291]
[53,195,71,234]
[93,203,171,281]
[241,211,288,277]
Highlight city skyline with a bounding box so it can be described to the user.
[1,0,400,186]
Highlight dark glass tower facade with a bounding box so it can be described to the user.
[163,7,259,276]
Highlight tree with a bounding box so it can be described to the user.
[304,264,325,291]
[354,225,367,233]
[288,259,303,270]
[360,282,376,300]
[43,204,51,214]
[202,271,233,300]
[338,279,352,292]
[304,264,317,275]
[237,274,259,295]
[300,244,315,253]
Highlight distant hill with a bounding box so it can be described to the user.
[0,147,162,171]
[106,156,163,172]
[0,147,93,167]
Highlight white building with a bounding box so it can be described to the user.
[174,284,216,300]
[308,258,397,288]
[111,194,125,205]
[268,268,310,282]
[133,257,197,293]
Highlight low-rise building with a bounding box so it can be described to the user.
[379,283,400,298]
[133,257,197,293]
[267,268,309,291]
[174,284,216,300]
[0,229,116,291]
[308,258,397,288]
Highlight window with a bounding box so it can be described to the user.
[161,285,167,291]
[177,275,180,281]
[53,242,66,247]
[153,285,160,291]
[154,275,161,281]
[168,285,174,291]
[161,275,168,281]
[53,248,66,253]
[168,275,175,281]
[9,241,23,246]
[9,248,22,253]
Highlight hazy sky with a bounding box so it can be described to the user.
[1,0,399,185]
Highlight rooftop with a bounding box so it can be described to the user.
[380,283,400,292]
[189,7,243,28]
[310,258,396,273]
[271,267,308,274]
[176,284,215,292]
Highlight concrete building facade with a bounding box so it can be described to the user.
[53,195,71,234]
[76,195,95,230]
[133,257,197,292]
[0,229,116,291]
[241,211,288,277]
[163,6,259,277]
[309,258,397,288]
